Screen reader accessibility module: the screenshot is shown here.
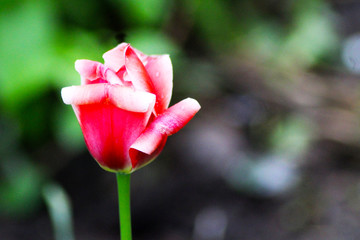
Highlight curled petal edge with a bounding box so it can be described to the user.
[75,59,105,81]
[124,45,154,93]
[145,54,173,113]
[61,84,156,113]
[75,60,122,85]
[102,43,129,72]
[130,98,201,158]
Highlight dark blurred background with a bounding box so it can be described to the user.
[2,0,360,239]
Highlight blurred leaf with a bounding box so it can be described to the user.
[0,0,56,112]
[43,183,75,240]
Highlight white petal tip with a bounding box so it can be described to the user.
[61,86,75,105]
[74,59,88,73]
[186,98,201,110]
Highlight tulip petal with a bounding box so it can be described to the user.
[61,84,156,113]
[130,98,201,168]
[144,55,173,113]
[75,60,103,85]
[131,47,149,63]
[129,136,167,170]
[74,101,154,172]
[68,84,156,173]
[61,84,105,105]
[75,60,122,85]
[124,45,154,93]
[102,43,129,72]
[75,59,102,80]
[109,85,156,112]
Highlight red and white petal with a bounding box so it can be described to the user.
[109,85,156,113]
[132,47,149,64]
[61,84,156,113]
[73,102,154,173]
[130,98,201,162]
[61,84,107,105]
[75,59,102,80]
[102,43,129,72]
[124,45,154,93]
[67,84,156,173]
[144,55,173,113]
[129,136,167,170]
[75,59,104,85]
[75,60,122,85]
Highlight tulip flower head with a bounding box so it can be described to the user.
[61,43,200,173]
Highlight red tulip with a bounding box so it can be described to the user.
[61,43,200,173]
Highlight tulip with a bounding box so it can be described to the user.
[61,43,200,240]
[61,43,201,173]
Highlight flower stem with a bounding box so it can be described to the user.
[116,173,132,240]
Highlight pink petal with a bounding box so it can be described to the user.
[129,136,167,170]
[130,98,201,167]
[61,84,106,105]
[73,100,154,172]
[124,45,154,93]
[61,84,156,113]
[132,47,149,63]
[75,59,102,80]
[102,43,129,72]
[75,60,122,85]
[144,55,173,113]
[66,83,156,173]
[109,85,156,112]
[75,59,102,85]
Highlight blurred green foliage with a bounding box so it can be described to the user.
[43,183,75,240]
[0,0,340,221]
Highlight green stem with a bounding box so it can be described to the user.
[116,173,132,240]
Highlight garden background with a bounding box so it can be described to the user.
[1,0,360,239]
